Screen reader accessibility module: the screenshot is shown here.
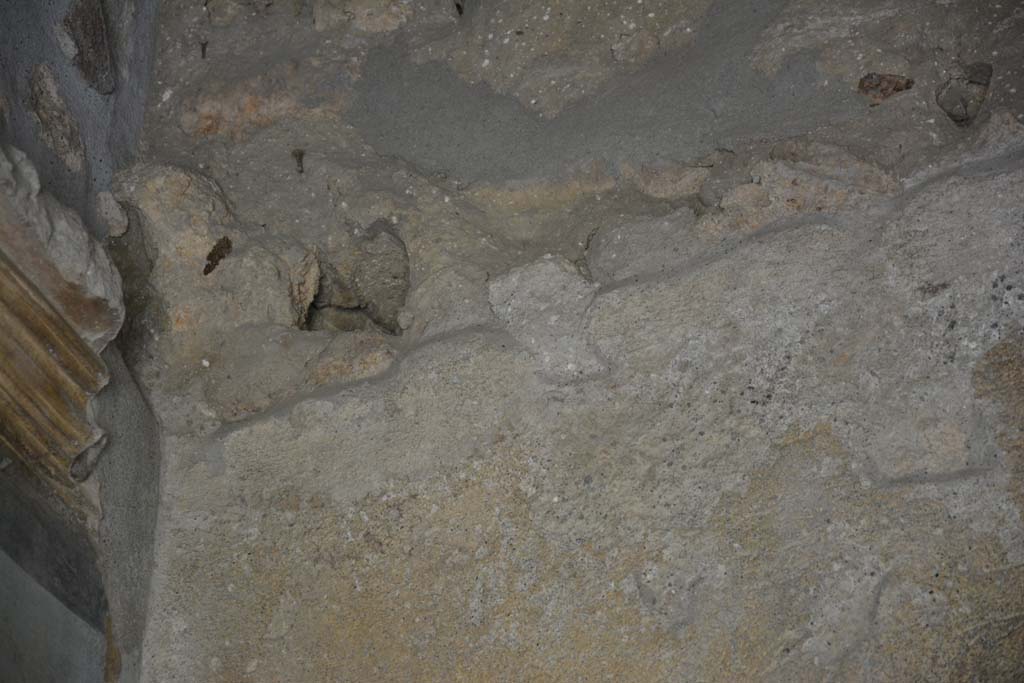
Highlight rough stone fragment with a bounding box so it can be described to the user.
[857,72,914,104]
[290,249,322,328]
[467,162,616,212]
[313,0,411,32]
[176,60,348,142]
[95,191,127,237]
[314,221,409,334]
[179,70,301,140]
[696,141,899,238]
[696,148,745,208]
[611,29,660,64]
[63,0,116,95]
[0,145,123,350]
[586,207,700,284]
[201,325,395,420]
[28,65,85,173]
[400,265,493,338]
[489,255,605,381]
[113,164,316,363]
[306,330,397,385]
[768,139,900,194]
[349,227,409,332]
[936,62,994,127]
[621,162,710,200]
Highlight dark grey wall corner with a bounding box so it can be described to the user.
[94,346,162,683]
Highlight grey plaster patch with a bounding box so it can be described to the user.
[489,255,606,381]
[93,347,161,683]
[349,0,861,183]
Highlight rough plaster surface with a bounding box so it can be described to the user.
[91,0,1024,679]
[134,142,1024,680]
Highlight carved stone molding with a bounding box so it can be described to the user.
[0,145,123,517]
[0,249,108,511]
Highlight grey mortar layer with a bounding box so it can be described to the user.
[350,0,861,183]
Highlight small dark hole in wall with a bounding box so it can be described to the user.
[203,236,232,275]
[454,1,464,16]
